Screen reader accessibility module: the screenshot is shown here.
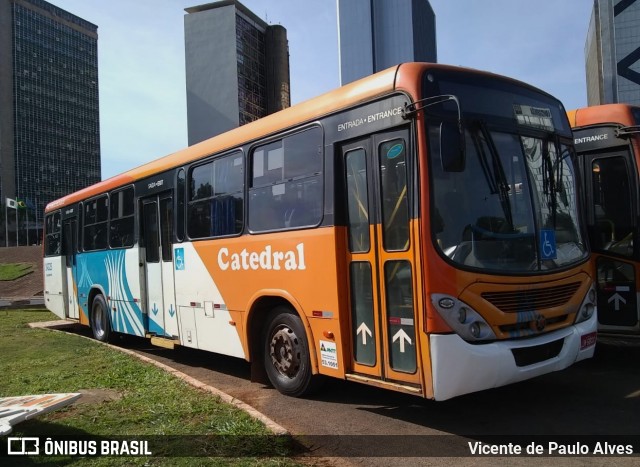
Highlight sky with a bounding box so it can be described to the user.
[50,0,595,180]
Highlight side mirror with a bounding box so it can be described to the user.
[440,121,465,172]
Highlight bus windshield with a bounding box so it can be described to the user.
[425,72,587,273]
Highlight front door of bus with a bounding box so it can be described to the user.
[141,193,178,338]
[62,218,79,319]
[342,128,421,387]
[585,152,639,331]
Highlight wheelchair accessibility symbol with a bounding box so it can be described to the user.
[540,229,557,260]
[175,248,185,270]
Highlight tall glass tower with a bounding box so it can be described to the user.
[586,0,640,105]
[337,0,437,85]
[0,0,101,241]
[184,1,291,146]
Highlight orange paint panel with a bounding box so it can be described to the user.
[191,228,344,376]
[79,312,89,326]
[569,104,637,128]
[192,228,340,313]
[228,309,247,357]
[307,318,344,378]
[73,278,89,326]
[45,174,135,213]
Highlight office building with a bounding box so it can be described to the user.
[586,0,640,106]
[0,0,101,233]
[337,0,437,85]
[184,1,290,145]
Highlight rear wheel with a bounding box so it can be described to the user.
[90,294,111,342]
[263,307,316,397]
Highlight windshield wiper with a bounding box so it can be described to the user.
[471,121,514,230]
[541,136,568,228]
[542,140,555,230]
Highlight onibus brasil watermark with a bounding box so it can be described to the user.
[6,437,151,457]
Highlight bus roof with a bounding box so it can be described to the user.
[567,103,638,129]
[45,62,552,213]
[46,63,409,213]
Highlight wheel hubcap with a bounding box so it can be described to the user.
[270,325,301,378]
[94,304,105,338]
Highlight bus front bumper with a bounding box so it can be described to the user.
[429,312,597,401]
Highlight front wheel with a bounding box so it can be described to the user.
[90,294,112,342]
[263,307,316,397]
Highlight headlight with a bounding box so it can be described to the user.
[432,294,497,342]
[575,285,597,324]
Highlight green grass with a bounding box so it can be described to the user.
[0,262,33,280]
[0,310,302,466]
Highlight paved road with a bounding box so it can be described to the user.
[67,326,640,464]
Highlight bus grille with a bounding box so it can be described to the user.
[511,338,564,367]
[499,315,569,335]
[481,282,581,313]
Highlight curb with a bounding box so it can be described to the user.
[28,320,289,436]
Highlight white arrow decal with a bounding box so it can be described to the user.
[608,293,627,311]
[392,328,412,353]
[356,322,372,346]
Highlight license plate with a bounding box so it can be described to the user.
[580,332,597,350]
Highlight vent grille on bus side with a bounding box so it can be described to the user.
[481,282,581,313]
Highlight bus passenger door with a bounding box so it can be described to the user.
[585,153,639,332]
[342,128,422,388]
[141,194,178,338]
[62,218,79,319]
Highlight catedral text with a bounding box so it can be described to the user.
[218,243,306,271]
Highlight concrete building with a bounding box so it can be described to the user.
[0,0,100,242]
[184,1,290,145]
[586,0,640,106]
[337,0,437,85]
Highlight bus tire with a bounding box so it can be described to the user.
[90,294,112,343]
[263,307,316,397]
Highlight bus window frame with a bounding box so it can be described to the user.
[176,168,186,243]
[376,132,414,252]
[247,123,325,235]
[185,149,245,241]
[44,210,62,257]
[82,194,109,252]
[108,185,136,250]
[583,143,640,262]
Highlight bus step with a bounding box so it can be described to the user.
[149,336,178,350]
[345,373,422,396]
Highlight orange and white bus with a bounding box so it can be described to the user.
[44,63,596,400]
[569,104,640,336]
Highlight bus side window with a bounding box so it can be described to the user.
[83,195,108,251]
[249,127,323,232]
[176,168,185,242]
[187,152,243,239]
[109,186,135,248]
[591,157,634,256]
[44,212,62,256]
